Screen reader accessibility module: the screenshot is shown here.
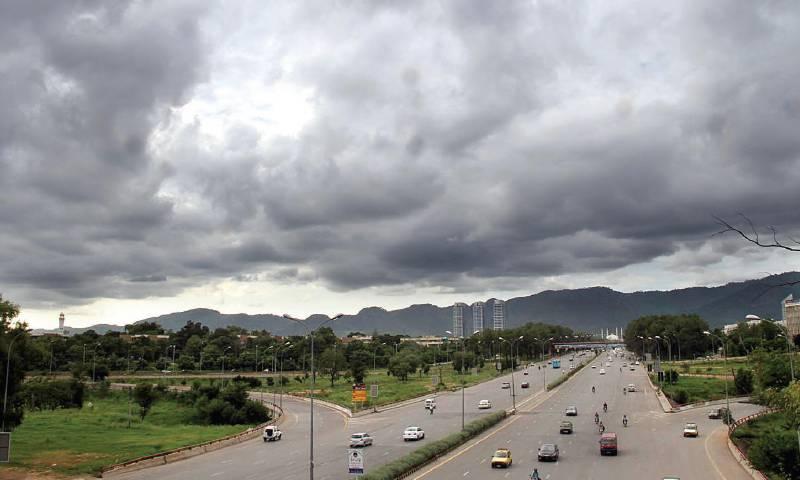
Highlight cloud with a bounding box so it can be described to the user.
[3,0,800,321]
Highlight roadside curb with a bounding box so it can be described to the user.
[726,408,777,480]
[673,396,751,413]
[645,373,676,413]
[101,400,283,477]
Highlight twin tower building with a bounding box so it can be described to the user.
[451,300,505,338]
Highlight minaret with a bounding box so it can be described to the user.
[59,312,65,330]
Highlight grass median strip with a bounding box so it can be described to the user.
[546,354,595,390]
[361,411,507,480]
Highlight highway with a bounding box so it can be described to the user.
[411,352,762,480]
[108,354,581,480]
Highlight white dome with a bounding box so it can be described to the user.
[606,334,619,341]
[745,314,760,320]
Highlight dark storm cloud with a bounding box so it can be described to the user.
[3,0,800,311]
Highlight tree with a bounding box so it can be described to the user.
[734,368,754,395]
[125,322,165,335]
[752,349,792,390]
[388,357,412,381]
[349,350,371,384]
[0,294,26,430]
[134,384,157,421]
[318,348,347,387]
[748,430,800,479]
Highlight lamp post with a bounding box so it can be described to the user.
[534,337,553,390]
[168,344,177,372]
[221,346,232,382]
[446,330,478,431]
[704,331,730,423]
[3,331,25,431]
[283,313,343,480]
[499,335,523,413]
[278,342,292,409]
[92,343,101,383]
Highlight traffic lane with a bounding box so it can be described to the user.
[106,394,349,480]
[309,355,580,479]
[413,352,760,480]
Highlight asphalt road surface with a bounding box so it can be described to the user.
[108,354,584,480]
[410,352,763,480]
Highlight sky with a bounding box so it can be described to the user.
[2,1,799,330]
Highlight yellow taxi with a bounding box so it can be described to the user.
[491,448,512,468]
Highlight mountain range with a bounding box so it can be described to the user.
[52,271,800,336]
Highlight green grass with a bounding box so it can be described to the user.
[3,392,254,476]
[654,374,734,404]
[112,365,508,410]
[662,358,752,376]
[731,411,794,480]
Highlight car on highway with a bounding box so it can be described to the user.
[491,448,512,468]
[501,382,511,389]
[403,426,425,441]
[537,443,559,461]
[349,432,373,447]
[708,407,729,419]
[627,384,636,392]
[683,423,699,437]
[565,405,578,416]
[591,365,597,369]
[599,368,606,375]
[634,361,640,365]
[478,399,492,409]
[569,364,575,369]
[559,420,573,434]
[630,366,636,371]
[599,432,618,455]
[521,381,530,388]
[424,398,437,411]
[524,370,529,375]
[263,425,282,442]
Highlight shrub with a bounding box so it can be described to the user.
[734,368,754,395]
[681,363,690,373]
[184,382,269,425]
[232,375,262,388]
[673,389,689,404]
[748,430,800,478]
[664,370,679,384]
[134,384,157,421]
[266,377,274,387]
[21,378,85,410]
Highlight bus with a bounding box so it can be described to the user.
[552,359,561,369]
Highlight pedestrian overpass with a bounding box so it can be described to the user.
[553,341,625,351]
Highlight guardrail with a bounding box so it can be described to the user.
[726,408,780,480]
[101,401,283,477]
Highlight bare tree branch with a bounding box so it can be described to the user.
[712,214,800,252]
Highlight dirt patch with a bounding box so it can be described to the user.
[26,450,108,470]
[0,467,93,480]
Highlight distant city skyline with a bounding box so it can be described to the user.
[3,2,799,330]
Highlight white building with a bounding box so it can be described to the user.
[452,302,467,337]
[783,295,800,339]
[492,300,505,331]
[723,314,785,335]
[472,301,484,333]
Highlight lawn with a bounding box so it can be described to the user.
[3,391,254,476]
[654,374,734,405]
[661,358,752,376]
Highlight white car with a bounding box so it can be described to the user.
[349,432,373,447]
[403,426,425,441]
[627,384,636,392]
[501,382,511,389]
[599,368,606,375]
[591,365,597,369]
[569,364,575,370]
[478,399,492,409]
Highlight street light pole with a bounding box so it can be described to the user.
[705,331,730,422]
[221,346,232,383]
[284,314,343,480]
[499,335,523,413]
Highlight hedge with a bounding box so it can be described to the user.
[546,352,596,390]
[361,410,507,480]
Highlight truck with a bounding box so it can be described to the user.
[552,359,561,369]
[599,432,617,455]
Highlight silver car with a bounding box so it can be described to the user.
[350,432,373,447]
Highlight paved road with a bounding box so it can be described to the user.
[410,353,762,480]
[108,354,584,480]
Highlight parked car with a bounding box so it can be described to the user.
[683,423,699,437]
[263,425,282,442]
[599,432,618,455]
[521,381,530,388]
[559,420,573,434]
[491,448,513,468]
[403,426,425,441]
[349,432,373,447]
[478,399,492,409]
[565,405,578,416]
[501,382,511,389]
[538,443,559,461]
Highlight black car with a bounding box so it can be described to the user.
[538,443,559,461]
[521,381,530,389]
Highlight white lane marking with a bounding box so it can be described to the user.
[382,451,389,456]
[504,473,510,478]
[221,460,233,464]
[480,458,486,464]
[463,471,470,477]
[253,459,266,465]
[211,472,224,477]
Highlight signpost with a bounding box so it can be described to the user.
[0,432,10,463]
[370,384,378,398]
[348,448,364,476]
[352,383,367,403]
[431,375,439,386]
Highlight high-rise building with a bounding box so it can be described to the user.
[452,302,467,337]
[472,302,485,333]
[783,294,800,339]
[492,300,505,331]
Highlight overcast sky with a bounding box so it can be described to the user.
[2,1,799,329]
